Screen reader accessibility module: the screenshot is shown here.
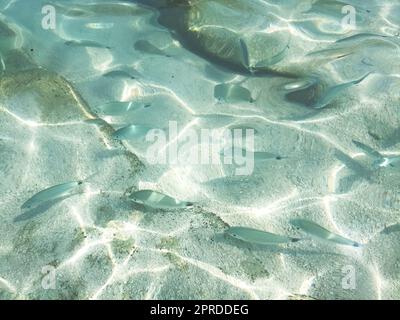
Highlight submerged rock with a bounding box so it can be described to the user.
[133,0,293,76]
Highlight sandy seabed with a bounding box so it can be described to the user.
[0,0,400,300]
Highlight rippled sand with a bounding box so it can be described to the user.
[1,0,400,300]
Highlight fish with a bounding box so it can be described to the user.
[134,40,170,57]
[65,40,111,49]
[306,47,355,60]
[253,152,286,161]
[307,34,396,65]
[353,140,400,168]
[290,219,361,247]
[112,124,153,140]
[214,84,254,103]
[238,38,250,69]
[221,148,284,162]
[284,78,317,91]
[103,70,140,80]
[336,33,389,44]
[0,53,5,72]
[239,37,288,71]
[381,223,400,235]
[21,181,83,210]
[130,190,194,209]
[226,226,300,245]
[379,157,400,168]
[95,101,151,116]
[312,73,370,109]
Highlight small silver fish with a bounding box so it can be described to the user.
[381,223,400,235]
[221,148,284,162]
[21,181,83,209]
[95,101,150,116]
[290,219,361,247]
[253,151,285,161]
[226,226,300,245]
[65,40,111,49]
[130,190,193,209]
[0,53,5,72]
[284,78,317,91]
[336,33,388,44]
[214,84,254,103]
[238,38,250,69]
[103,70,139,79]
[285,73,370,109]
[313,73,370,109]
[353,140,400,168]
[112,124,152,140]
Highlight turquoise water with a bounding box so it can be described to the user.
[1,0,400,300]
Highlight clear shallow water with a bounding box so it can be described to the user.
[0,0,400,300]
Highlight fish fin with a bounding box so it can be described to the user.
[353,72,372,85]
[238,38,250,69]
[0,53,5,72]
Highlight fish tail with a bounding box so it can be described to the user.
[354,72,372,85]
[352,241,363,248]
[238,38,250,69]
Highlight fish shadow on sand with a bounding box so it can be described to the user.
[14,194,76,222]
